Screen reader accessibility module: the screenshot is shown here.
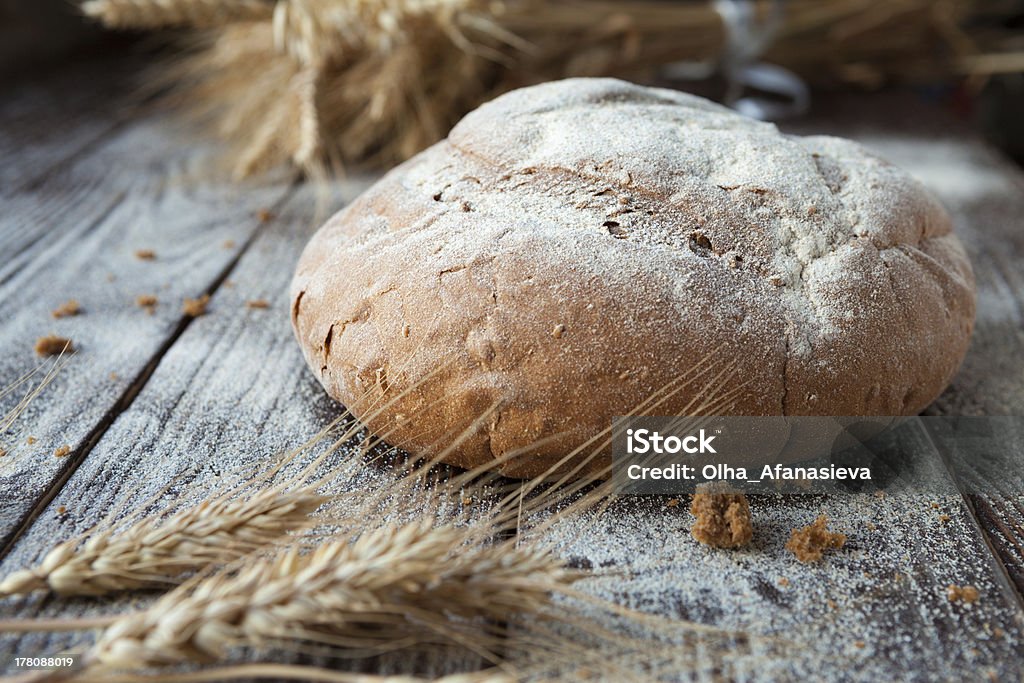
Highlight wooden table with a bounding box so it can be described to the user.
[1,59,1022,681]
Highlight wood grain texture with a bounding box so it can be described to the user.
[0,74,1023,681]
[0,82,292,551]
[0,183,484,676]
[0,57,137,196]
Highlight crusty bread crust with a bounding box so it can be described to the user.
[290,78,976,478]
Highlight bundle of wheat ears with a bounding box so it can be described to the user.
[80,0,1023,178]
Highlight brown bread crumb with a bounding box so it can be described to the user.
[665,498,680,508]
[137,294,158,306]
[246,299,270,309]
[0,447,6,457]
[786,515,846,562]
[51,300,81,318]
[947,584,980,604]
[57,505,66,514]
[551,323,565,339]
[54,445,71,458]
[35,335,73,356]
[939,514,951,523]
[136,294,158,314]
[223,239,236,249]
[257,208,275,222]
[134,249,156,260]
[27,436,37,445]
[182,294,211,317]
[690,482,753,548]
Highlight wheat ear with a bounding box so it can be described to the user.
[82,520,574,670]
[81,0,273,29]
[0,486,326,598]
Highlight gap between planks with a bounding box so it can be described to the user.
[0,181,301,561]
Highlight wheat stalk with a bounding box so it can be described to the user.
[0,486,327,598]
[0,356,67,442]
[81,0,273,28]
[78,520,574,671]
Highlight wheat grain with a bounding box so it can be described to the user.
[0,486,326,598]
[82,519,574,670]
[82,0,273,29]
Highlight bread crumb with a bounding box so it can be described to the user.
[665,498,679,508]
[223,239,236,249]
[930,501,940,509]
[134,249,156,260]
[257,208,275,222]
[136,294,158,314]
[866,522,877,531]
[402,325,411,338]
[807,205,817,216]
[939,514,951,523]
[462,497,473,506]
[689,482,753,548]
[109,372,118,381]
[778,577,790,587]
[57,505,66,514]
[874,490,886,498]
[827,599,838,610]
[854,640,865,649]
[246,299,270,309]
[35,335,73,356]
[786,515,846,563]
[552,323,565,339]
[947,584,980,604]
[0,446,6,457]
[54,445,71,458]
[182,294,211,317]
[27,436,37,445]
[51,300,81,318]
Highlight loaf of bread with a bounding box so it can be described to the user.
[290,78,975,478]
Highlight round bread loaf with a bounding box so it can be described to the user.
[290,78,975,478]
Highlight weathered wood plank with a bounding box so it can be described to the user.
[0,183,483,676]
[0,57,137,195]
[0,99,293,550]
[527,460,1023,679]
[783,95,1024,607]
[1,73,1022,682]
